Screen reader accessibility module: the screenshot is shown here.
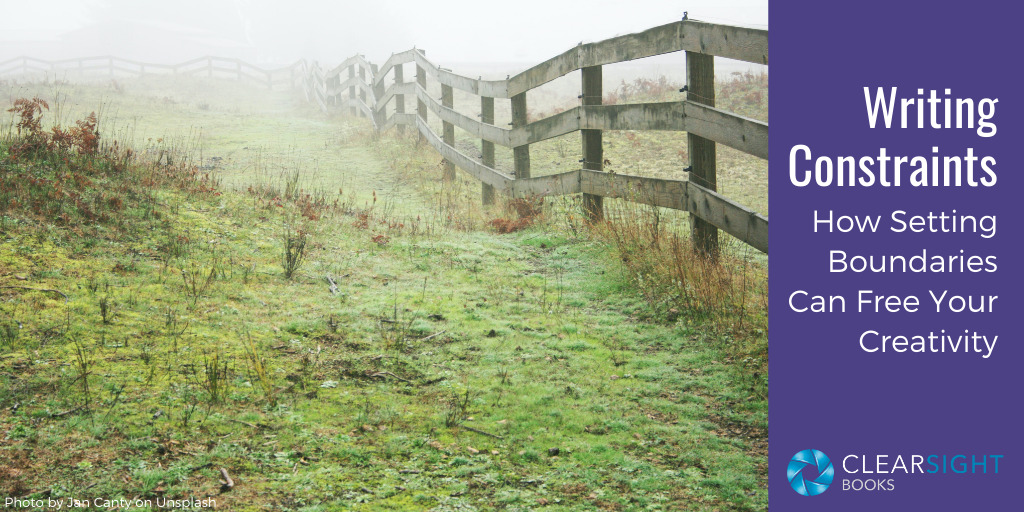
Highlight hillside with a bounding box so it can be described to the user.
[1,77,767,511]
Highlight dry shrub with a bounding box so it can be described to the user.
[1,97,220,232]
[488,217,531,234]
[6,97,100,159]
[509,197,543,218]
[596,203,768,389]
[245,176,338,222]
[598,202,767,336]
[281,223,309,279]
[488,197,543,234]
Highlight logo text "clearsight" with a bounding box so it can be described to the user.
[843,454,1003,474]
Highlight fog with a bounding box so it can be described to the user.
[1,0,767,70]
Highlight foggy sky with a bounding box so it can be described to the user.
[0,0,767,67]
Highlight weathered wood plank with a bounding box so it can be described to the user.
[685,181,768,253]
[441,83,456,179]
[412,51,508,98]
[510,108,580,147]
[8,65,51,74]
[305,60,329,113]
[687,51,718,257]
[507,101,768,160]
[329,75,375,102]
[506,46,579,101]
[391,63,405,134]
[380,113,418,132]
[581,102,685,132]
[373,50,417,87]
[415,86,512,146]
[326,54,374,80]
[578,171,767,252]
[512,102,765,158]
[414,118,513,191]
[376,82,416,113]
[511,171,582,197]
[580,170,687,211]
[0,55,295,79]
[681,101,768,159]
[512,92,531,179]
[0,56,37,67]
[481,96,496,205]
[581,64,604,220]
[416,54,427,142]
[359,66,368,107]
[508,20,768,97]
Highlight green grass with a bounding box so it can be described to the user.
[0,76,766,511]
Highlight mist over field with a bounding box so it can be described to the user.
[1,0,766,73]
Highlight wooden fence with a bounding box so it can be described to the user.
[0,19,768,254]
[0,55,301,90]
[301,19,769,254]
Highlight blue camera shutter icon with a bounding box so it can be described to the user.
[788,449,835,496]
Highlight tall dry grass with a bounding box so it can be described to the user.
[593,199,768,389]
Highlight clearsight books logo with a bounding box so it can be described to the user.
[788,449,835,496]
[786,449,1004,496]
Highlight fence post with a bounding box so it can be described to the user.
[394,64,406,135]
[328,73,336,106]
[441,83,456,180]
[416,51,427,143]
[480,96,495,205]
[371,63,382,129]
[581,65,603,221]
[511,92,530,179]
[358,65,367,118]
[686,51,718,259]
[348,65,357,116]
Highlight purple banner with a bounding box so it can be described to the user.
[771,1,1020,510]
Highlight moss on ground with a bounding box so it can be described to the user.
[0,77,766,511]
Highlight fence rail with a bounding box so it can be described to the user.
[1,18,768,255]
[306,18,769,254]
[0,55,301,90]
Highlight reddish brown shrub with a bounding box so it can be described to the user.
[488,197,544,234]
[488,217,532,234]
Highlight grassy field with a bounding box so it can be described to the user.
[1,74,767,511]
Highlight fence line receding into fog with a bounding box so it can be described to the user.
[0,19,768,255]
